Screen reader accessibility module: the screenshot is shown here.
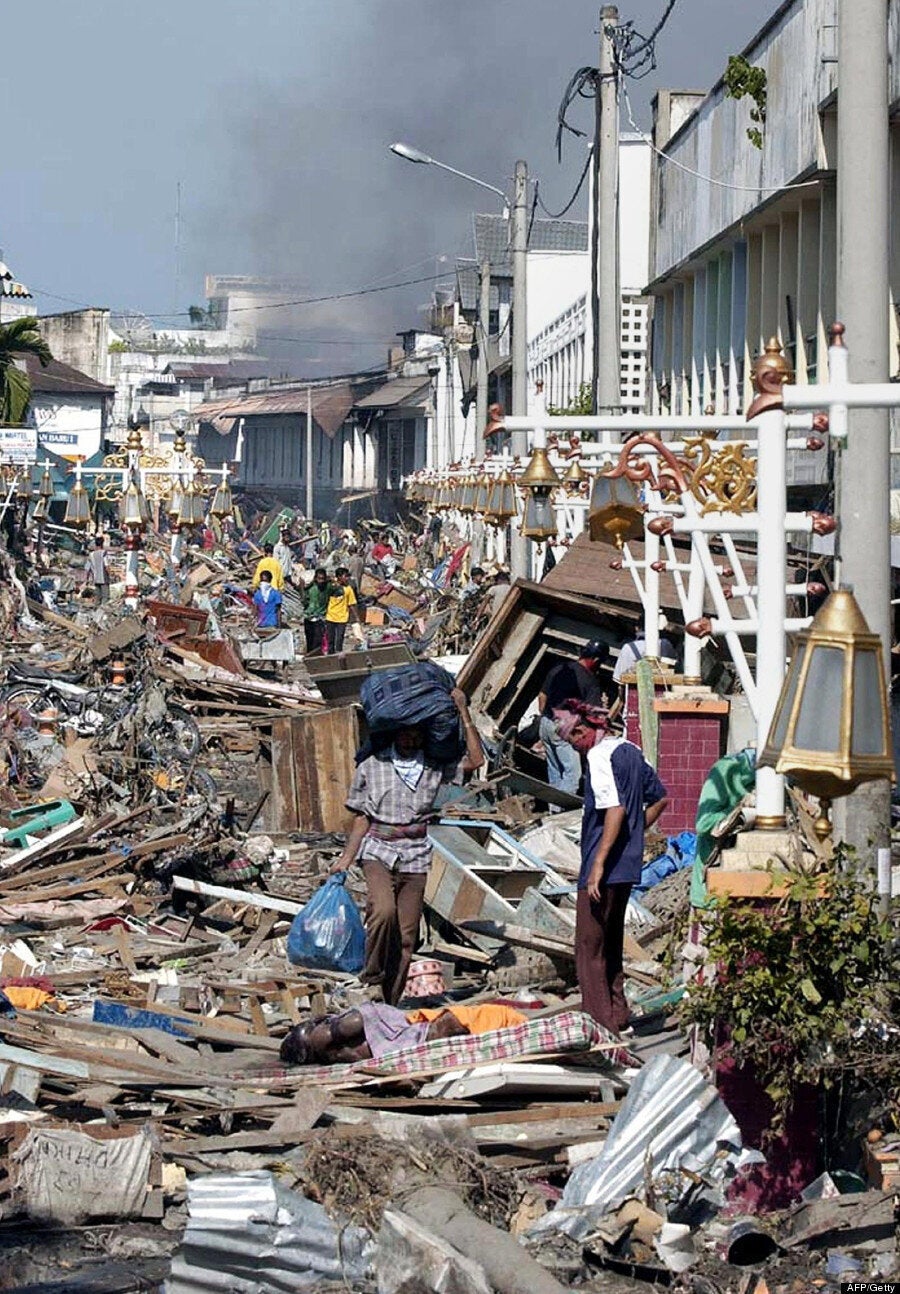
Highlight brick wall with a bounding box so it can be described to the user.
[624,690,728,833]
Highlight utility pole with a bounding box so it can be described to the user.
[835,0,892,852]
[305,385,314,522]
[592,5,621,416]
[475,259,491,459]
[509,159,529,581]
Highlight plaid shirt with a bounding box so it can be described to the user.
[346,750,458,873]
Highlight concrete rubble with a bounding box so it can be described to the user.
[0,508,895,1294]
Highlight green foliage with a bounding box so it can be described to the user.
[0,317,52,426]
[724,55,768,150]
[547,383,593,418]
[108,340,128,354]
[679,854,900,1132]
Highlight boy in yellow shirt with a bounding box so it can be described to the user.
[325,565,358,653]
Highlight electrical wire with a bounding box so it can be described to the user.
[536,148,593,219]
[612,0,679,81]
[620,83,819,194]
[26,271,451,325]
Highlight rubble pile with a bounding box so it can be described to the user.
[0,517,894,1294]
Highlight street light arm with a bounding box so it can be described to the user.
[389,143,507,202]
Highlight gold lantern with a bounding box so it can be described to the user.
[588,472,645,548]
[458,473,476,514]
[472,471,493,515]
[759,588,894,840]
[38,467,54,500]
[120,478,147,529]
[520,492,557,540]
[519,446,561,493]
[518,447,561,542]
[484,470,518,526]
[209,478,233,520]
[64,482,92,528]
[166,480,186,520]
[563,458,588,493]
[178,482,206,528]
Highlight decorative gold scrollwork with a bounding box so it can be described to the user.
[681,436,758,515]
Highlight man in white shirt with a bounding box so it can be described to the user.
[85,537,109,603]
[273,529,295,584]
[613,632,677,683]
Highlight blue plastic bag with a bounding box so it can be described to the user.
[286,873,366,973]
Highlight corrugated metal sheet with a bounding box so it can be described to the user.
[542,1054,743,1240]
[354,376,431,410]
[165,1170,372,1294]
[196,382,357,438]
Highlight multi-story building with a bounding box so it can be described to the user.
[526,135,652,413]
[645,0,900,487]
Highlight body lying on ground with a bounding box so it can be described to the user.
[280,1001,526,1065]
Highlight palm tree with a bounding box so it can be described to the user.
[0,317,52,427]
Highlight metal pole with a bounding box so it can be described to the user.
[683,540,705,682]
[752,405,787,828]
[510,159,529,581]
[476,259,490,460]
[594,5,621,416]
[306,385,314,523]
[836,0,892,852]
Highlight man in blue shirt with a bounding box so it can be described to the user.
[253,570,283,629]
[563,710,668,1034]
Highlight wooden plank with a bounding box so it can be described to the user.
[705,869,826,898]
[243,910,279,957]
[171,876,303,915]
[247,996,269,1037]
[0,1042,90,1079]
[0,872,136,905]
[270,718,299,832]
[165,1122,369,1156]
[113,925,138,976]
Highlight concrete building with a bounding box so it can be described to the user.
[194,353,438,520]
[37,309,111,385]
[20,355,114,462]
[645,0,900,487]
[526,136,653,413]
[456,215,591,421]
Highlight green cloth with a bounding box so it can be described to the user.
[690,747,757,908]
[303,583,334,619]
[635,658,659,768]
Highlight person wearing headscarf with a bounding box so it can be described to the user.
[330,690,484,1005]
[563,704,668,1034]
[537,640,609,798]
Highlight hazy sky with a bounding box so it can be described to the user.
[1,0,767,372]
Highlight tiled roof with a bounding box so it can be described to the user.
[473,213,589,274]
[456,262,503,314]
[542,531,730,615]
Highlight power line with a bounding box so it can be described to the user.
[27,270,449,326]
[536,148,592,219]
[620,83,819,194]
[612,0,679,81]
